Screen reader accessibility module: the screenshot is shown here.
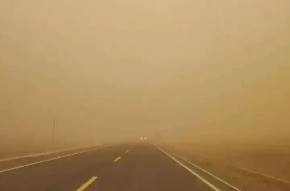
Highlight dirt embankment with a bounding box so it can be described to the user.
[163,143,290,191]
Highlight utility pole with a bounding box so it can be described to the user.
[52,117,56,151]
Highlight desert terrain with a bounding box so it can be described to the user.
[160,141,290,191]
[1,1,290,190]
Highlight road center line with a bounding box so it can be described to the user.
[76,176,97,191]
[114,156,121,162]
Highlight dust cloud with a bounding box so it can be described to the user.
[1,0,290,157]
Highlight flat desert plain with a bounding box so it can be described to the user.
[165,143,290,191]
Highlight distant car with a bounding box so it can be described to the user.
[140,136,147,140]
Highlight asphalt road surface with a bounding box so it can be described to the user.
[0,143,235,191]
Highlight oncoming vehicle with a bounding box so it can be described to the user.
[140,136,147,140]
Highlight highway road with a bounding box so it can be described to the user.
[0,143,236,191]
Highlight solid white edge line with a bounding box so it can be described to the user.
[237,167,290,184]
[153,145,222,191]
[174,151,290,184]
[0,145,109,162]
[0,145,111,173]
[172,153,241,191]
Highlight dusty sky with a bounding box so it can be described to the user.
[1,1,290,147]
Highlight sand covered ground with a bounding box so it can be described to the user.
[162,142,290,191]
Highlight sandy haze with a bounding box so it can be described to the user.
[1,0,290,158]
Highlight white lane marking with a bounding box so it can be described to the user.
[237,167,290,184]
[76,176,97,191]
[0,145,111,173]
[174,151,290,184]
[126,150,129,153]
[154,145,222,191]
[0,145,109,162]
[114,156,121,162]
[172,153,241,191]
